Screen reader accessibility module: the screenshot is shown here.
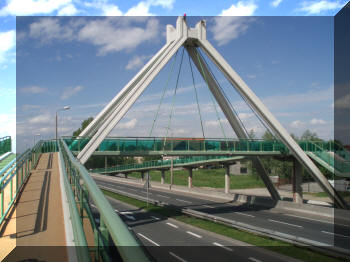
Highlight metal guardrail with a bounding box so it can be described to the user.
[92,155,243,174]
[0,141,42,225]
[59,139,151,262]
[0,136,11,155]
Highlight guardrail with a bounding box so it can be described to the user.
[92,155,242,174]
[0,136,11,155]
[0,142,41,225]
[59,139,151,262]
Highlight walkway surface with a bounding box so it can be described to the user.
[0,153,68,261]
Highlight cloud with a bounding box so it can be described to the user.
[29,17,75,43]
[290,120,305,128]
[20,86,47,94]
[271,0,283,7]
[61,85,84,100]
[0,30,15,63]
[116,118,137,129]
[219,1,258,15]
[298,1,344,14]
[335,93,350,109]
[125,54,151,70]
[310,118,326,125]
[210,16,256,46]
[0,0,71,16]
[125,0,175,16]
[57,3,78,15]
[102,4,123,16]
[78,17,160,55]
[28,114,51,124]
[205,119,229,127]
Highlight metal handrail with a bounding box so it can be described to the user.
[59,139,151,262]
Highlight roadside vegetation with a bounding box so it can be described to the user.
[102,189,346,262]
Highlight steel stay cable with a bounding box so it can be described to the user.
[195,48,228,147]
[188,50,205,139]
[149,50,179,137]
[198,49,276,140]
[163,47,185,150]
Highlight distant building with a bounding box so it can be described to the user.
[229,161,250,175]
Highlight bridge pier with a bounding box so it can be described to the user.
[293,159,303,204]
[124,173,128,179]
[188,168,193,188]
[161,170,165,184]
[225,165,230,194]
[141,172,145,182]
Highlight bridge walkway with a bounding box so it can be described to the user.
[0,152,68,261]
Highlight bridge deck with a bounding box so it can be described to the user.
[0,153,68,261]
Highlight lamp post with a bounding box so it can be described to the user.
[56,106,70,139]
[33,133,41,146]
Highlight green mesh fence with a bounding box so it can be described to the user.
[0,136,11,155]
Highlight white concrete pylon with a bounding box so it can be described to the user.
[77,16,347,209]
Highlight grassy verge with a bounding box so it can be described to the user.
[102,189,346,262]
[128,168,265,189]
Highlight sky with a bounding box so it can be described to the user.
[0,0,349,153]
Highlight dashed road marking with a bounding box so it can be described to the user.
[249,257,262,262]
[186,231,202,238]
[235,212,255,218]
[268,219,303,228]
[120,211,133,215]
[176,198,192,204]
[124,214,136,221]
[169,252,187,262]
[166,222,179,229]
[137,233,160,246]
[321,231,350,239]
[202,204,214,209]
[157,194,170,198]
[213,242,233,251]
[150,216,160,220]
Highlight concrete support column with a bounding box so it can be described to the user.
[104,156,107,173]
[161,170,165,184]
[293,159,303,204]
[225,165,230,194]
[124,173,128,179]
[188,168,193,188]
[141,172,145,182]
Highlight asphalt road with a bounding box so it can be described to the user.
[91,193,299,262]
[93,176,350,252]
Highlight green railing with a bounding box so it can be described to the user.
[0,136,11,155]
[92,155,243,174]
[58,139,151,262]
[0,141,42,225]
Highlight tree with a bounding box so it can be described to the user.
[248,129,256,139]
[262,131,275,141]
[73,117,94,137]
[300,130,322,141]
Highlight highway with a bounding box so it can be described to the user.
[93,175,350,254]
[91,192,300,262]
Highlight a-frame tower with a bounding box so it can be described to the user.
[76,16,347,209]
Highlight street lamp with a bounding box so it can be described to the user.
[56,106,70,139]
[33,133,41,146]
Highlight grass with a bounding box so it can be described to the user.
[127,168,265,189]
[102,189,347,262]
[306,191,350,200]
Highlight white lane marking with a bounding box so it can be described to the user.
[129,188,137,191]
[157,194,170,198]
[124,215,136,221]
[166,222,179,229]
[284,214,350,227]
[137,233,160,246]
[176,198,192,204]
[169,251,187,262]
[268,219,303,228]
[213,242,233,251]
[321,231,350,239]
[235,212,255,218]
[186,231,202,238]
[120,211,133,215]
[151,216,160,220]
[249,257,262,262]
[202,204,214,209]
